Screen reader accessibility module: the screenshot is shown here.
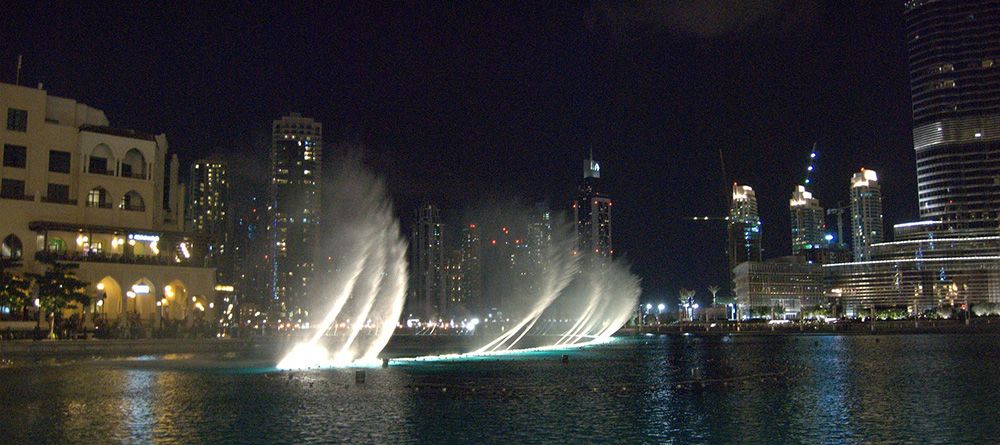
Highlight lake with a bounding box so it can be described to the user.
[2,334,999,443]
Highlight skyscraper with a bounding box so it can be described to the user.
[728,184,763,273]
[527,203,553,269]
[789,185,826,255]
[188,157,232,285]
[849,169,884,262]
[460,223,482,314]
[268,113,322,321]
[409,204,446,320]
[906,1,1000,233]
[573,154,612,257]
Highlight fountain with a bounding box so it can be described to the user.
[278,174,639,369]
[277,164,407,370]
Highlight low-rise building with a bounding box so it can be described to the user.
[733,256,825,319]
[0,81,215,335]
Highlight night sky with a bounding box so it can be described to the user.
[1,1,917,304]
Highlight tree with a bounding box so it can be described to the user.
[678,288,696,321]
[28,257,89,339]
[0,258,31,318]
[707,285,720,306]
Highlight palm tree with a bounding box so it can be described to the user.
[707,285,720,306]
[0,258,31,319]
[28,257,89,339]
[679,288,696,321]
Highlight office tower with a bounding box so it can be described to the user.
[850,169,884,261]
[460,223,482,314]
[409,204,446,320]
[906,1,1000,232]
[727,184,763,273]
[573,154,612,257]
[188,157,232,285]
[789,185,826,255]
[527,203,553,269]
[268,113,322,321]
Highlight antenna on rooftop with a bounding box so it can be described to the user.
[15,54,22,85]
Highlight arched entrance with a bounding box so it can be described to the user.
[128,278,157,319]
[163,280,189,321]
[94,276,124,321]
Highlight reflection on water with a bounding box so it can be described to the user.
[2,334,1000,443]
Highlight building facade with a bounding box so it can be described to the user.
[850,169,884,261]
[0,82,215,333]
[409,204,446,320]
[459,223,483,314]
[733,256,825,320]
[573,156,612,257]
[906,0,1000,232]
[268,113,322,322]
[790,185,826,255]
[187,157,232,286]
[728,184,763,275]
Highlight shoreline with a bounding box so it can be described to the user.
[3,322,999,361]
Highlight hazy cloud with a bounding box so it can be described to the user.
[588,0,819,40]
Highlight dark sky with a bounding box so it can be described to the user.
[1,1,917,304]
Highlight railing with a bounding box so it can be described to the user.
[35,250,201,267]
[87,167,113,176]
[121,205,146,212]
[86,201,113,209]
[0,193,35,201]
[41,196,78,205]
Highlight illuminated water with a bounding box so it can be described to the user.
[4,334,1000,443]
[278,166,408,370]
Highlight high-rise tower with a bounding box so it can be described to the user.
[905,0,1000,233]
[573,154,612,257]
[188,157,232,285]
[789,185,826,255]
[850,169,884,262]
[268,113,322,321]
[409,204,446,320]
[728,184,763,273]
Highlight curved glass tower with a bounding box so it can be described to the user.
[906,0,1000,232]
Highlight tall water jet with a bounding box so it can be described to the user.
[462,211,640,355]
[278,161,407,369]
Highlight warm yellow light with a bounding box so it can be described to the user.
[96,282,105,291]
[76,234,89,246]
[126,291,136,299]
[164,285,175,298]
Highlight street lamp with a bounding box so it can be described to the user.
[126,290,136,339]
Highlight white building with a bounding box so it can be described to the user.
[0,81,215,334]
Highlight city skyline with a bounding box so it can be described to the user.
[0,2,923,302]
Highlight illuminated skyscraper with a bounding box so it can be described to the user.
[188,157,232,285]
[573,154,612,257]
[906,0,1000,233]
[460,223,483,313]
[268,113,322,320]
[789,185,826,255]
[849,169,884,262]
[409,204,446,320]
[728,184,762,273]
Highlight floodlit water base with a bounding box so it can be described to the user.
[276,336,616,370]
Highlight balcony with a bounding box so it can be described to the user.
[35,250,200,268]
[0,193,34,201]
[87,167,114,176]
[41,196,78,205]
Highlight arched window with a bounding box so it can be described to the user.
[1,234,22,260]
[89,144,114,175]
[120,191,145,211]
[121,148,146,179]
[87,187,110,208]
